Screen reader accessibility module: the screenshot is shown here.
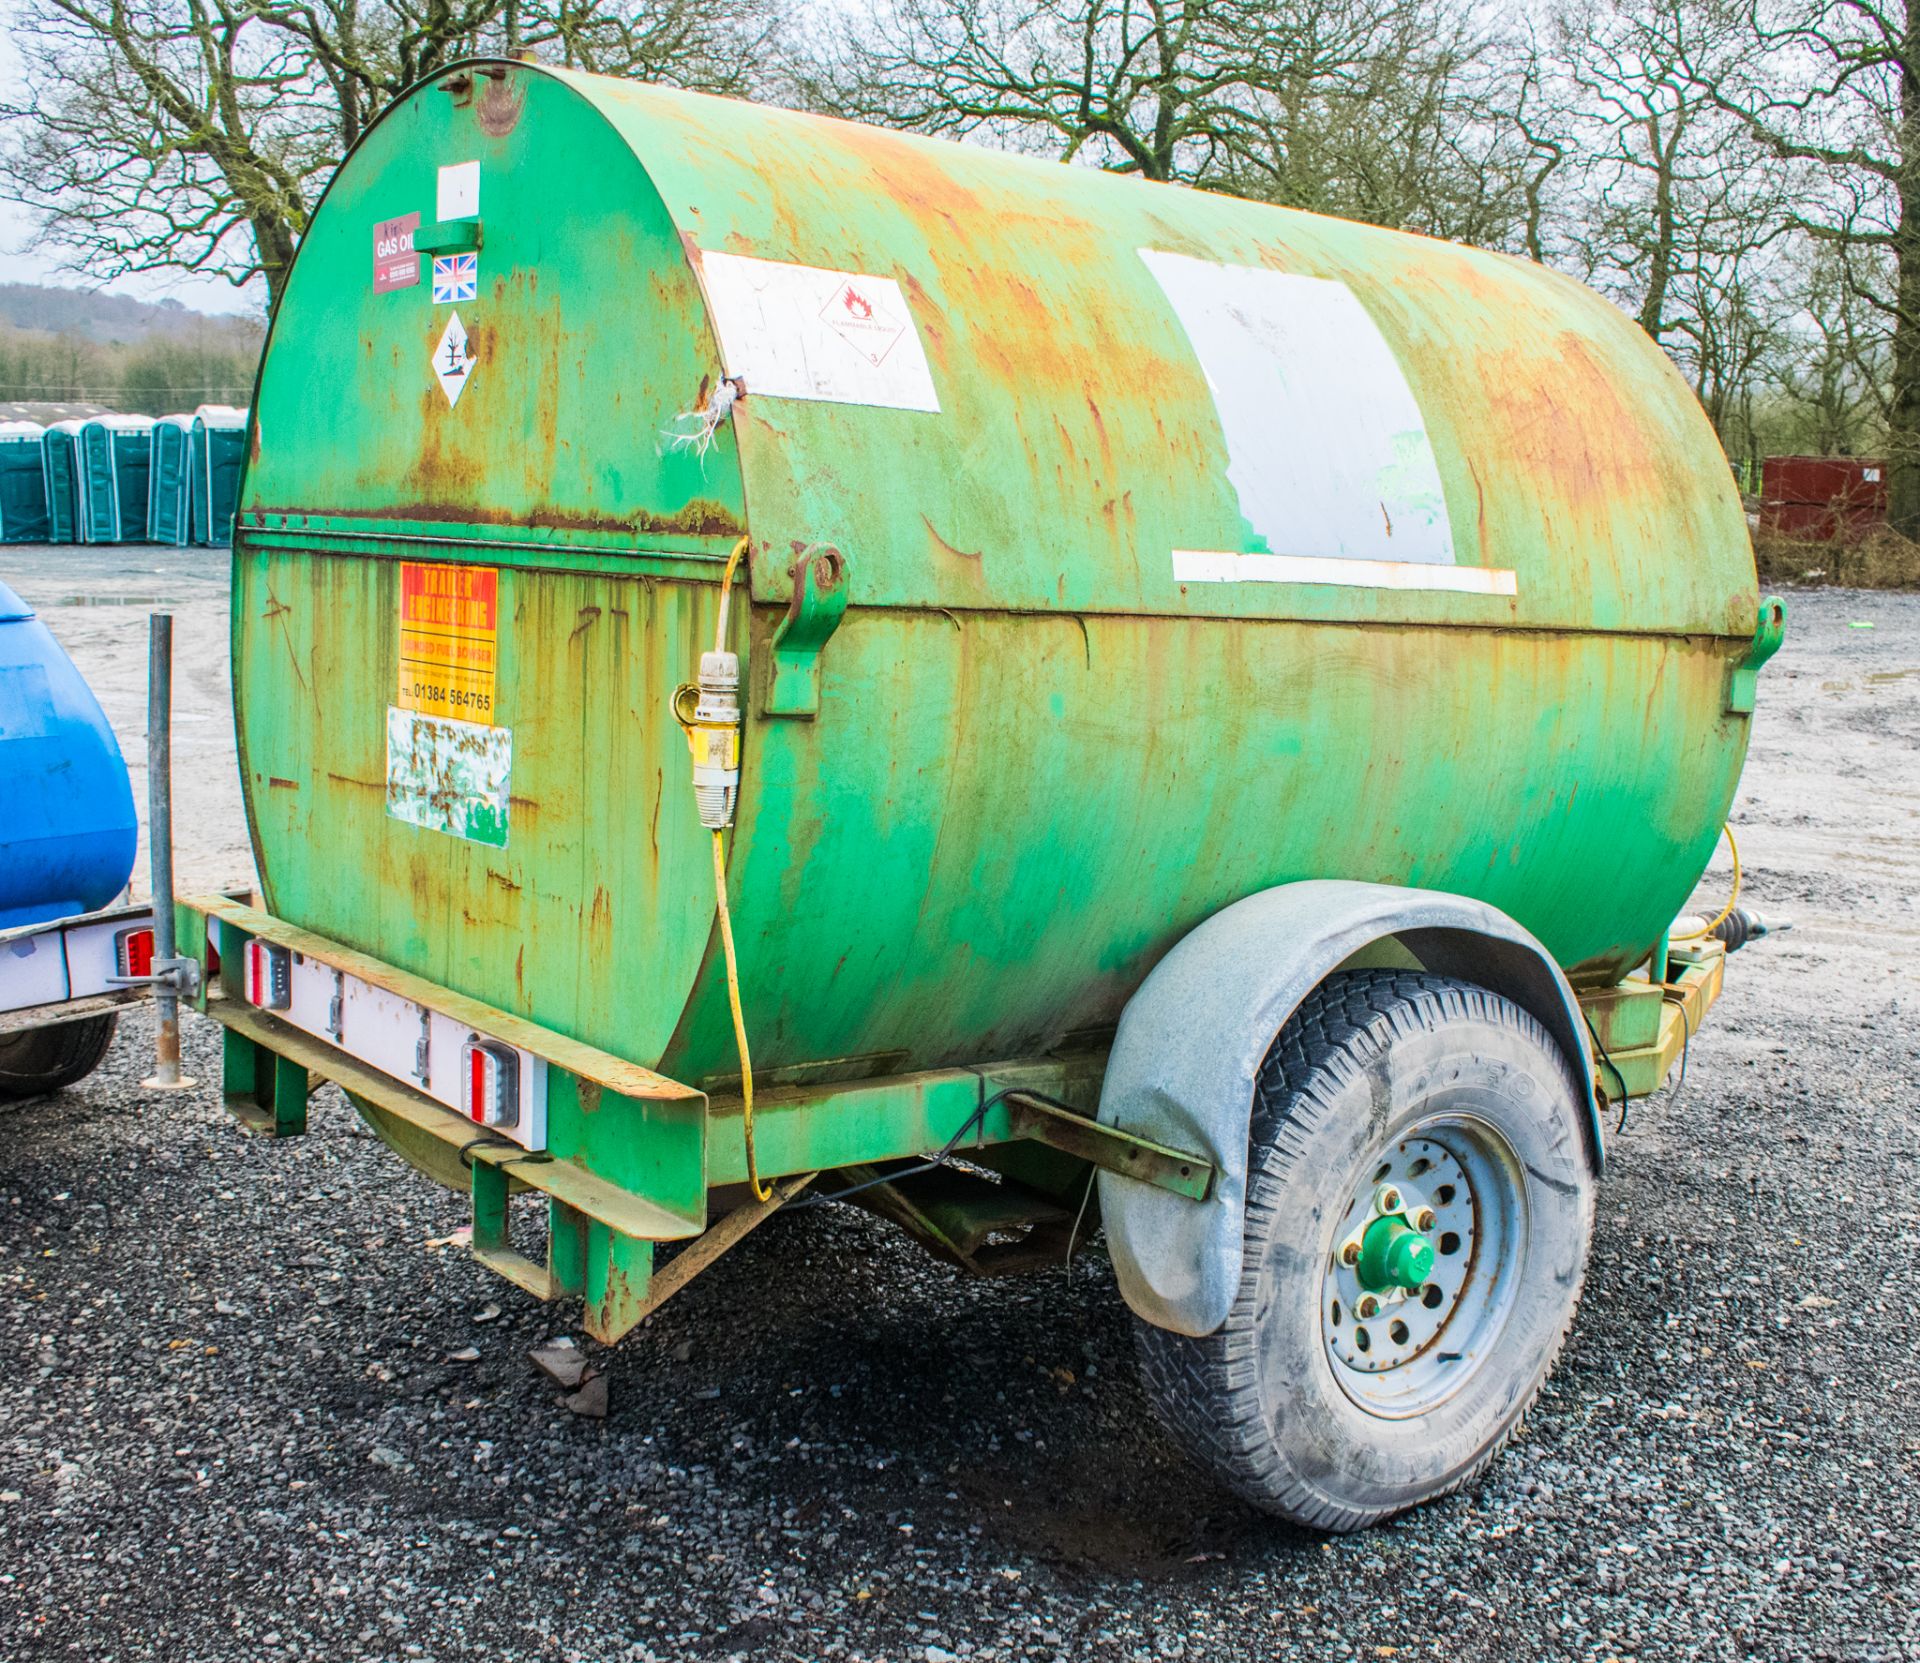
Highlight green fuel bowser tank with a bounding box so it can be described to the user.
[203,59,1782,1533]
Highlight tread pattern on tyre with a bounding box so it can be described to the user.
[1136,969,1589,1532]
[0,1015,118,1101]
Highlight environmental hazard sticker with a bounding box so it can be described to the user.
[386,707,510,848]
[432,311,476,407]
[397,561,497,721]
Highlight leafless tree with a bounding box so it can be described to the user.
[1680,0,1920,527]
[799,0,1523,239]
[0,0,782,309]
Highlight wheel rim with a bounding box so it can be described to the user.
[1320,1116,1527,1419]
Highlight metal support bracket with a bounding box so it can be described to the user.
[1727,594,1786,714]
[105,955,202,998]
[1007,1093,1215,1201]
[414,216,482,255]
[763,545,848,717]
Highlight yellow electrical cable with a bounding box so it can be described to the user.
[712,826,769,1201]
[1670,822,1742,942]
[715,535,747,654]
[707,536,768,1199]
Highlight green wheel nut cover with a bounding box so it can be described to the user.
[1357,1216,1436,1293]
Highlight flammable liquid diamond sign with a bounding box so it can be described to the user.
[432,311,475,408]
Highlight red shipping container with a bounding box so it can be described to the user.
[1758,455,1888,542]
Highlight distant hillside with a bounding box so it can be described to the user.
[0,284,262,415]
[0,282,263,350]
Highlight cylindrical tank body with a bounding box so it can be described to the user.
[234,63,1759,1086]
[0,580,138,928]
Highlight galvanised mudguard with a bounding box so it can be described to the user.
[1097,880,1603,1338]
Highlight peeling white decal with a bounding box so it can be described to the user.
[696,251,940,413]
[386,707,510,847]
[1141,251,1470,579]
[1173,550,1516,595]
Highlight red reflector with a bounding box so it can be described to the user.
[244,940,291,1010]
[114,927,154,979]
[460,1036,520,1129]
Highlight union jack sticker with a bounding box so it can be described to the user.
[431,253,477,305]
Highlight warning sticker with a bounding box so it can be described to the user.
[819,280,907,367]
[397,561,498,722]
[432,253,477,304]
[374,213,420,292]
[695,251,941,412]
[432,311,475,407]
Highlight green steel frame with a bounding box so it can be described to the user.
[179,893,1221,1340]
[177,890,1723,1339]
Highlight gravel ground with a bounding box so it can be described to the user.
[2,580,1917,1662]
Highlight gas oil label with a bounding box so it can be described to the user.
[397,562,498,721]
[373,213,420,292]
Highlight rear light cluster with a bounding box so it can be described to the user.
[462,1037,521,1128]
[230,929,542,1146]
[245,940,292,1010]
[113,926,154,980]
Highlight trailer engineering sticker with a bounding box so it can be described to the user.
[386,707,511,848]
[1140,250,1515,596]
[694,251,941,412]
[397,561,497,721]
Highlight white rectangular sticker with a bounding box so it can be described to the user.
[386,707,510,847]
[1141,251,1487,586]
[437,160,480,221]
[1173,550,1516,595]
[696,251,940,412]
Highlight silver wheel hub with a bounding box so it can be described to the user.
[1320,1119,1526,1418]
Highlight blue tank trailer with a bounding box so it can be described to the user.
[0,577,152,1096]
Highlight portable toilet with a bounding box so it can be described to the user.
[76,415,155,543]
[0,423,50,542]
[189,406,247,546]
[147,415,194,546]
[40,422,83,543]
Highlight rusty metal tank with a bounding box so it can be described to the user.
[231,60,1760,1089]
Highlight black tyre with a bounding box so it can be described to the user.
[1136,970,1594,1532]
[0,1016,119,1101]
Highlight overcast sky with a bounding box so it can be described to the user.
[0,197,264,315]
[0,34,264,318]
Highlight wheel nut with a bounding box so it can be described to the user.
[1340,1242,1360,1266]
[1416,1208,1436,1231]
[1379,1187,1402,1213]
[1357,1295,1380,1319]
